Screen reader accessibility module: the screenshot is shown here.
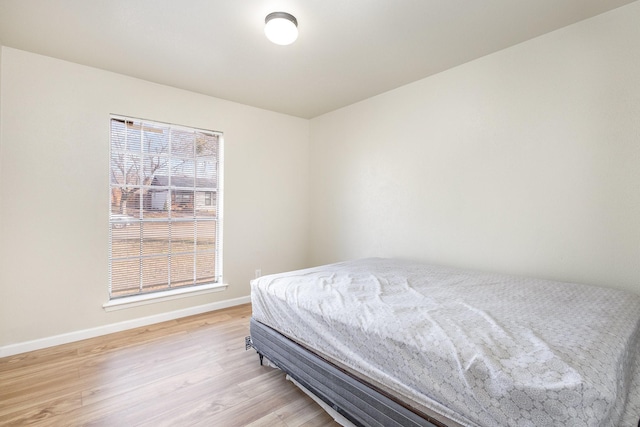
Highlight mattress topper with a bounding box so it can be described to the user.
[251,258,640,427]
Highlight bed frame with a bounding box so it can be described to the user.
[247,318,446,427]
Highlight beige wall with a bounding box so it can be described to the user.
[309,3,640,293]
[0,47,310,346]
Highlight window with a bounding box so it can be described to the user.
[204,192,214,206]
[109,116,223,299]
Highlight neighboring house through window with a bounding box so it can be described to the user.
[109,116,223,299]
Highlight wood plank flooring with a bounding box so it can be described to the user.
[0,304,340,426]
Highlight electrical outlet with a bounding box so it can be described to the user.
[255,269,261,279]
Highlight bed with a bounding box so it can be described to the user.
[248,258,640,426]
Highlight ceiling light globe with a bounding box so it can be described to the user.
[265,12,298,45]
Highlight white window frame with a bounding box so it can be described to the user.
[105,115,225,310]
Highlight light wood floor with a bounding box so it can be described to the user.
[0,303,340,426]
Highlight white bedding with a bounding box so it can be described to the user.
[251,258,640,427]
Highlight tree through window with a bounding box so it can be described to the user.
[109,116,223,298]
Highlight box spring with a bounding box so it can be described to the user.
[249,317,444,427]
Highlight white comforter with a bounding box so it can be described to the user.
[251,258,640,427]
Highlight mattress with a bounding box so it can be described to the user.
[250,258,640,427]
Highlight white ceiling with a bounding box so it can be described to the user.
[0,0,635,118]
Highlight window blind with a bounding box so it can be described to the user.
[109,116,223,298]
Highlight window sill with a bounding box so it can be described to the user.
[103,283,228,312]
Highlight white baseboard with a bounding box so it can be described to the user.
[0,295,251,359]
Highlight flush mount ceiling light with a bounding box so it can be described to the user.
[264,12,298,45]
